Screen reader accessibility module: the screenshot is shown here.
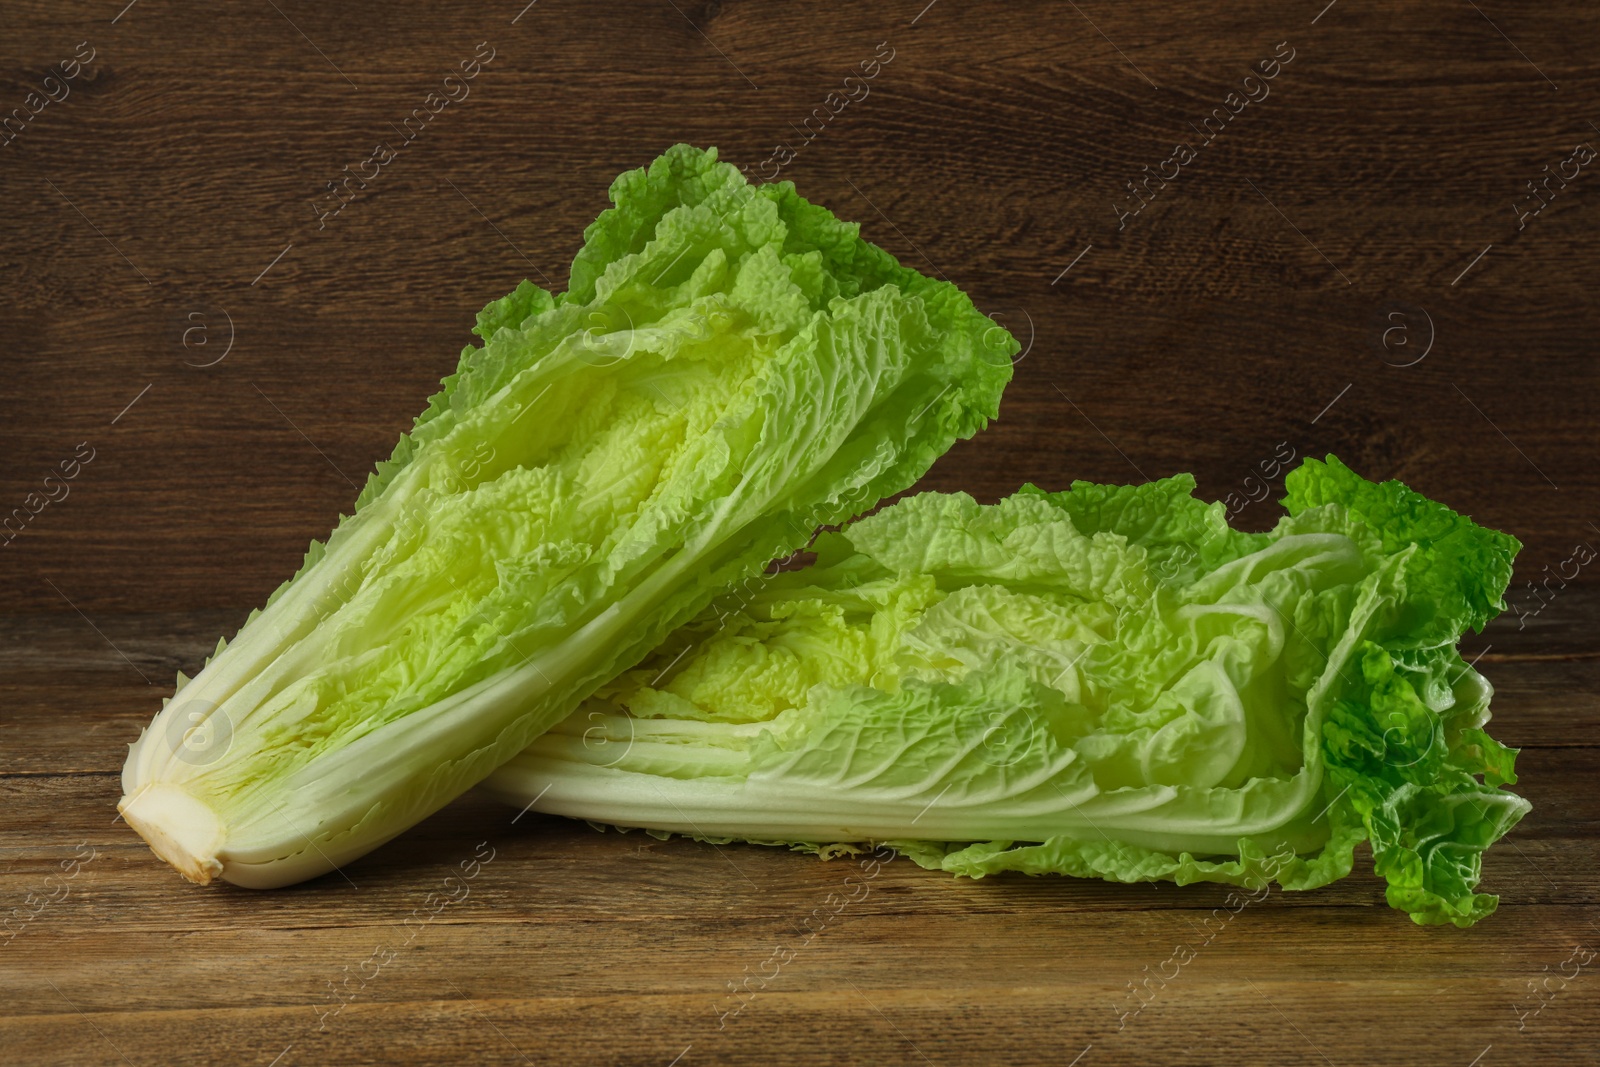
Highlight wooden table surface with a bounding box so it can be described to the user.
[2,1,1597,1064]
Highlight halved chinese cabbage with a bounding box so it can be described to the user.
[119,145,1015,887]
[487,458,1529,926]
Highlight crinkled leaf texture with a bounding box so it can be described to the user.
[486,457,1529,926]
[119,145,1015,888]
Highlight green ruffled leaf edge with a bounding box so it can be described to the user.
[900,457,1530,927]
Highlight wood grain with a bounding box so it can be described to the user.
[1,1,1597,1064]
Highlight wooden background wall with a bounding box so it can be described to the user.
[2,1,1595,617]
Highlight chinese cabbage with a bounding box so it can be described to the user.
[119,145,1016,887]
[486,458,1529,926]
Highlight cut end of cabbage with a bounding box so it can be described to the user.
[119,784,225,886]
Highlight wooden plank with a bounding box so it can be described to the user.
[5,979,1593,1067]
[2,744,1593,936]
[4,925,1598,1065]
[6,899,1600,1014]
